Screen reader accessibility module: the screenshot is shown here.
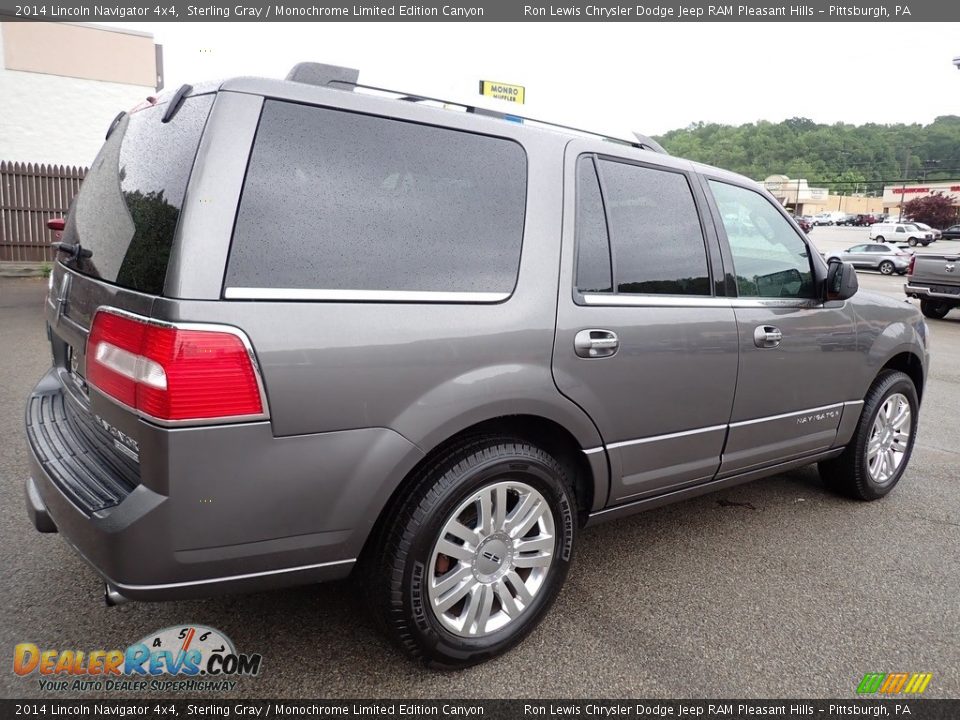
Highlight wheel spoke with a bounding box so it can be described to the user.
[436,538,474,563]
[867,435,882,458]
[445,520,481,549]
[506,570,534,605]
[891,406,911,432]
[477,493,493,536]
[507,496,546,539]
[494,579,520,618]
[513,552,552,569]
[514,535,554,554]
[433,574,475,614]
[461,584,494,635]
[432,564,473,596]
[493,485,508,532]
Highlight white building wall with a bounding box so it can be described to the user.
[0,69,151,167]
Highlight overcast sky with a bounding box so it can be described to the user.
[109,21,959,137]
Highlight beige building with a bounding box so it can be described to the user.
[881,181,960,218]
[762,175,884,216]
[0,22,162,167]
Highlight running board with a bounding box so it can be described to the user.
[584,447,844,527]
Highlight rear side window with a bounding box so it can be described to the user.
[578,158,710,297]
[226,101,527,296]
[62,95,213,295]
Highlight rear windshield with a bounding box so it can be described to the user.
[61,94,213,295]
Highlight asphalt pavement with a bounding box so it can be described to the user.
[1,235,957,698]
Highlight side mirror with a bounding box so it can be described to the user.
[826,259,858,301]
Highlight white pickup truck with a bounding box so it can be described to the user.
[905,252,960,318]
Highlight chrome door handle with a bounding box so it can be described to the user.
[574,329,619,358]
[753,325,783,348]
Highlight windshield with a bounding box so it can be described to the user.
[60,94,213,295]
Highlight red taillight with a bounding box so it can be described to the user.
[86,310,265,423]
[47,218,65,232]
[907,255,916,276]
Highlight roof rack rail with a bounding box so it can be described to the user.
[283,62,664,152]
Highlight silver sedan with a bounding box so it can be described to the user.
[827,243,913,276]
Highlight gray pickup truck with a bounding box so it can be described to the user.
[905,252,960,319]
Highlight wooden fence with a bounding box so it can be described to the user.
[0,161,87,262]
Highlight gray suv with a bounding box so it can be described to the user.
[24,63,929,668]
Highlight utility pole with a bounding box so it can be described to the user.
[898,145,911,222]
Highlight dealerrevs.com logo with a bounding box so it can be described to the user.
[13,625,262,693]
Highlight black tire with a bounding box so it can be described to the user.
[874,235,885,242]
[364,436,577,668]
[818,370,919,501]
[908,237,918,247]
[878,260,894,275]
[920,298,952,319]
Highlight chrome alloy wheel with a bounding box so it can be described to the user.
[427,480,556,638]
[866,392,912,485]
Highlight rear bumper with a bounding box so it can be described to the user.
[25,369,425,602]
[904,283,960,301]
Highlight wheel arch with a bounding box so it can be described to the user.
[880,351,925,402]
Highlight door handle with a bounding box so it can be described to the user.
[753,325,783,348]
[574,329,619,358]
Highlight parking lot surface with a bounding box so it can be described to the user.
[1,231,958,698]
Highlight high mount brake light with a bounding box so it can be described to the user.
[86,309,266,424]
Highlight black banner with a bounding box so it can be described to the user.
[0,0,957,22]
[3,700,960,720]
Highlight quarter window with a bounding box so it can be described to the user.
[709,181,815,299]
[574,158,612,293]
[226,101,527,295]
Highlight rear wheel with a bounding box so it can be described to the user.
[878,260,894,275]
[920,299,952,319]
[365,436,576,668]
[819,370,918,500]
[874,235,885,242]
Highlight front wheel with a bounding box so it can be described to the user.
[920,298,953,319]
[908,237,918,247]
[365,436,577,668]
[878,260,895,275]
[819,370,918,500]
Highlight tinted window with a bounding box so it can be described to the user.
[597,159,710,295]
[575,158,612,293]
[227,101,527,294]
[848,245,868,252]
[62,95,213,295]
[709,181,815,299]
[866,245,887,253]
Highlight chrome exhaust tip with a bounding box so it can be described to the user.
[104,583,129,607]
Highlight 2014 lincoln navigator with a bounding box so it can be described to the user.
[24,63,929,668]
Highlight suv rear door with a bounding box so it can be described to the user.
[552,140,739,505]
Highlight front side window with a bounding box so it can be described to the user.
[709,180,815,299]
[226,101,527,295]
[597,159,710,296]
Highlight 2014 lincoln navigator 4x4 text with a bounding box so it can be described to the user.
[24,62,929,668]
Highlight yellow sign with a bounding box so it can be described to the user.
[479,80,525,104]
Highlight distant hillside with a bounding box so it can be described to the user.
[653,116,960,194]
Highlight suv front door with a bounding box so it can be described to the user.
[552,142,739,505]
[702,176,860,476]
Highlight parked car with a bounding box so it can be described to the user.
[909,222,942,240]
[869,222,935,247]
[835,213,857,226]
[793,216,813,233]
[853,214,882,227]
[826,243,913,275]
[813,212,835,226]
[942,224,960,240]
[23,62,929,668]
[904,252,960,318]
